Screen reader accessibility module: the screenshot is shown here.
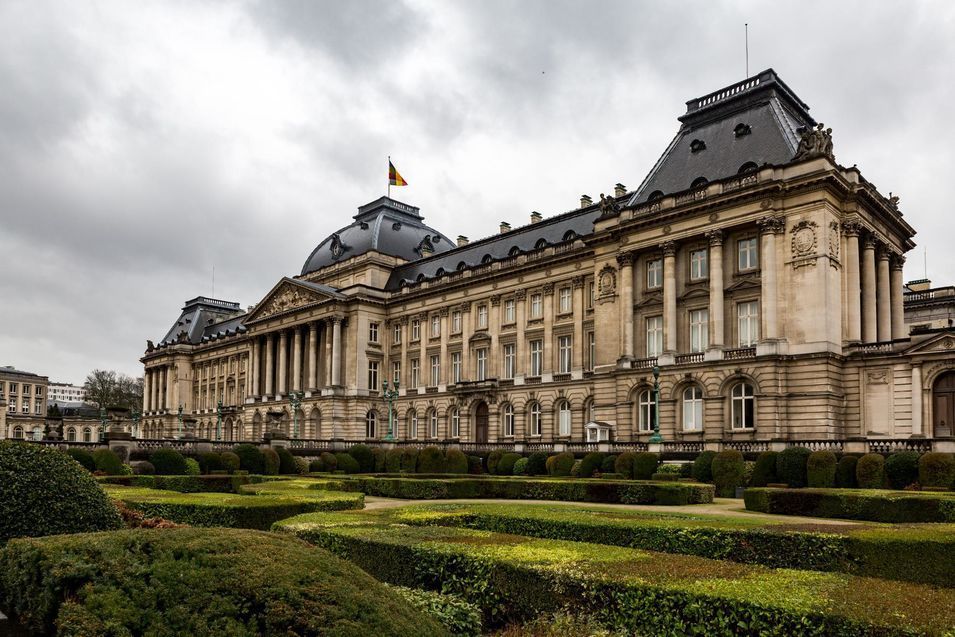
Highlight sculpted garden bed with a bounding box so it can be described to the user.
[744,487,955,523]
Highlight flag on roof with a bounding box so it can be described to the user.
[389,159,408,186]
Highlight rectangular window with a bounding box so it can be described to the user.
[502,343,516,379]
[646,316,663,357]
[410,359,420,389]
[9,383,16,394]
[558,335,572,373]
[558,287,572,314]
[393,323,401,345]
[475,348,487,381]
[369,322,379,343]
[411,319,420,341]
[477,304,488,328]
[451,352,462,383]
[34,401,42,415]
[690,249,708,280]
[587,331,595,371]
[503,299,516,323]
[689,308,709,353]
[529,339,543,376]
[530,293,543,318]
[647,259,662,289]
[430,355,441,386]
[392,361,401,385]
[35,386,43,396]
[21,384,29,395]
[430,315,440,338]
[451,311,462,333]
[588,282,595,309]
[21,402,28,413]
[738,301,760,346]
[738,238,759,271]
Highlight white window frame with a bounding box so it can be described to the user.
[367,361,379,390]
[393,323,402,345]
[366,411,377,438]
[502,343,516,379]
[430,355,441,387]
[529,402,542,436]
[477,304,488,328]
[392,361,401,385]
[558,335,572,373]
[475,348,488,381]
[451,352,462,383]
[530,293,543,318]
[587,331,595,371]
[638,390,656,432]
[369,322,379,343]
[430,315,440,338]
[732,383,756,430]
[738,237,759,271]
[557,400,571,436]
[451,311,462,333]
[529,339,543,376]
[411,319,421,341]
[408,410,418,439]
[429,410,439,438]
[410,359,420,389]
[588,282,595,309]
[690,248,708,280]
[449,408,460,438]
[502,403,514,437]
[646,316,663,357]
[647,259,663,289]
[737,300,759,347]
[558,286,572,314]
[689,308,709,353]
[504,299,516,323]
[682,386,704,431]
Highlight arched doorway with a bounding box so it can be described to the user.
[474,401,489,443]
[933,372,955,437]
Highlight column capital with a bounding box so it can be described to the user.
[615,250,635,267]
[841,220,863,237]
[458,301,472,311]
[757,215,785,235]
[439,306,450,316]
[892,253,906,270]
[514,290,526,301]
[704,229,724,246]
[325,314,345,325]
[877,243,892,260]
[308,321,318,332]
[862,235,877,250]
[659,240,677,256]
[542,282,555,295]
[489,294,501,306]
[572,275,585,289]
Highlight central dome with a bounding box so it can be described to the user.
[301,197,455,275]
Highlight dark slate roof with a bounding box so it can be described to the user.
[0,365,44,378]
[301,197,456,275]
[158,297,247,346]
[385,203,604,291]
[294,278,346,300]
[629,69,815,205]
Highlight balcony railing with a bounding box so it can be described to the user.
[675,352,704,365]
[723,347,756,360]
[867,438,933,454]
[788,439,844,452]
[631,357,658,370]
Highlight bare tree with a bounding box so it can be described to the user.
[83,370,144,410]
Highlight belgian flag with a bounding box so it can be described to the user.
[388,159,408,186]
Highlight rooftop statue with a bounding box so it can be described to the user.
[599,193,621,217]
[793,123,834,161]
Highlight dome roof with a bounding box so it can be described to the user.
[301,197,455,275]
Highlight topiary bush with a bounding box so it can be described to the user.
[526,452,548,476]
[496,453,521,476]
[547,452,575,477]
[184,458,201,476]
[262,448,280,476]
[806,451,837,489]
[220,451,240,474]
[856,453,885,489]
[614,452,636,479]
[198,452,224,475]
[776,447,811,488]
[885,451,920,490]
[150,448,189,475]
[486,450,504,475]
[417,447,447,473]
[633,452,660,480]
[601,455,617,475]
[349,444,376,473]
[691,451,717,483]
[294,457,309,474]
[277,447,298,475]
[467,456,483,475]
[445,448,468,474]
[372,447,387,473]
[577,453,605,479]
[335,453,360,474]
[389,585,482,637]
[66,448,95,472]
[384,448,403,473]
[309,458,324,472]
[750,451,778,487]
[233,445,265,475]
[835,455,859,488]
[131,460,155,475]
[92,449,124,476]
[711,450,745,497]
[512,457,529,476]
[320,451,339,473]
[400,448,419,473]
[919,452,955,488]
[0,441,122,544]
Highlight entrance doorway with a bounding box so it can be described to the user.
[474,402,489,443]
[933,372,955,438]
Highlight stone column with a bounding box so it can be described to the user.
[912,364,923,436]
[398,319,408,386]
[542,284,555,373]
[439,309,449,384]
[331,317,342,386]
[572,276,584,370]
[877,246,891,342]
[843,222,862,342]
[264,334,275,397]
[489,296,501,378]
[247,345,255,400]
[514,293,526,376]
[891,255,906,340]
[862,236,878,342]
[617,252,635,359]
[292,326,303,392]
[307,322,318,390]
[705,230,724,349]
[661,241,677,352]
[277,330,288,395]
[151,369,159,411]
[143,371,152,412]
[164,365,174,410]
[757,216,783,340]
[252,338,261,398]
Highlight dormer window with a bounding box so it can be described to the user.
[734,123,752,137]
[508,246,521,256]
[691,177,708,189]
[456,261,468,271]
[534,239,549,250]
[738,161,758,174]
[648,190,664,202]
[690,139,706,153]
[481,254,493,264]
[563,230,578,242]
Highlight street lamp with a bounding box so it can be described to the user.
[381,379,399,441]
[288,391,303,438]
[649,365,664,443]
[98,407,107,441]
[177,404,184,439]
[216,399,223,441]
[131,408,141,439]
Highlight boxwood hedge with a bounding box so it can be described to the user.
[98,473,250,493]
[744,487,955,523]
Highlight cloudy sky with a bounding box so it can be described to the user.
[1,0,953,385]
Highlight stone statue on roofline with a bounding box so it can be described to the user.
[793,122,834,161]
[599,193,620,217]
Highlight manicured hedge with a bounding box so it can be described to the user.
[150,448,189,475]
[349,444,375,473]
[335,452,360,474]
[388,585,482,637]
[220,451,240,473]
[445,448,469,474]
[280,513,955,635]
[835,454,858,488]
[546,452,574,477]
[496,453,521,476]
[691,450,716,482]
[632,452,659,480]
[856,453,885,489]
[776,446,810,488]
[0,528,446,636]
[418,446,448,473]
[66,447,96,472]
[919,452,955,488]
[744,487,955,522]
[711,450,744,497]
[234,444,266,474]
[749,451,778,487]
[806,450,837,488]
[577,452,604,479]
[91,448,125,475]
[98,474,250,493]
[885,451,920,490]
[526,452,548,476]
[262,448,280,475]
[277,446,298,474]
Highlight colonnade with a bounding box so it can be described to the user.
[143,365,173,413]
[843,222,906,343]
[248,317,344,400]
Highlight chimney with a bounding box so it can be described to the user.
[614,183,627,197]
[530,211,542,224]
[580,195,593,208]
[456,235,469,247]
[500,221,511,234]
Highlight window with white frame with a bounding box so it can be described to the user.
[34,386,42,396]
[502,343,516,379]
[504,299,516,323]
[21,403,28,414]
[588,281,595,309]
[585,399,596,423]
[690,249,708,280]
[8,402,15,413]
[408,410,418,438]
[449,408,460,437]
[430,315,440,338]
[530,293,543,318]
[12,426,23,439]
[587,331,595,371]
[451,352,462,383]
[369,322,379,343]
[558,335,572,373]
[32,426,41,441]
[475,348,488,381]
[637,390,656,432]
[411,319,421,341]
[502,403,515,437]
[646,316,663,357]
[689,308,709,353]
[367,361,379,390]
[528,402,542,436]
[430,355,441,386]
[83,427,92,442]
[557,400,571,436]
[682,386,704,431]
[429,409,439,438]
[393,323,402,345]
[451,310,462,333]
[410,359,420,388]
[366,411,377,438]
[529,339,543,376]
[66,427,76,442]
[737,301,759,346]
[477,304,488,328]
[34,401,41,415]
[8,383,16,394]
[558,286,572,313]
[731,383,756,429]
[647,259,663,289]
[737,237,758,271]
[392,361,401,385]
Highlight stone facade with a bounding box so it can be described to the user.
[0,365,49,439]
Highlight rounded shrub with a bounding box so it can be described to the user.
[400,448,418,473]
[0,441,122,544]
[262,448,280,475]
[856,453,885,489]
[711,450,745,497]
[526,452,548,476]
[918,452,955,488]
[198,452,224,475]
[309,458,324,472]
[806,451,837,488]
[496,453,521,476]
[130,460,155,475]
[776,447,811,488]
[547,452,575,477]
[319,451,339,472]
[335,452,359,474]
[384,448,403,473]
[633,452,660,480]
[614,452,636,479]
[416,446,447,473]
[184,458,201,476]
[570,459,583,477]
[233,444,265,475]
[220,451,240,474]
[371,447,387,473]
[293,457,309,474]
[601,454,617,474]
[691,450,717,483]
[486,450,505,475]
[577,452,605,479]
[445,448,468,474]
[66,448,95,472]
[349,444,376,473]
[276,447,298,474]
[467,455,483,474]
[92,449,124,475]
[885,451,920,490]
[513,457,529,476]
[835,454,859,488]
[749,451,778,487]
[150,448,189,476]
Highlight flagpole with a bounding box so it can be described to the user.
[387,155,391,199]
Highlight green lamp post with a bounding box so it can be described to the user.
[177,404,184,439]
[131,408,141,439]
[99,407,107,441]
[288,391,303,438]
[216,399,223,441]
[381,379,399,441]
[649,365,664,443]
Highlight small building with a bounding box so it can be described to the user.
[0,365,49,440]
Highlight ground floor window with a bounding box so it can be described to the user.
[557,401,571,436]
[683,386,704,431]
[366,411,377,438]
[502,403,514,437]
[637,390,656,431]
[731,383,756,429]
[528,402,542,436]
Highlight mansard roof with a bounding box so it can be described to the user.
[157,297,247,347]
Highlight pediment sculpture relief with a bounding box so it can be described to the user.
[258,286,320,319]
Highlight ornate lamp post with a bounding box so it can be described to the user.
[288,391,303,438]
[177,404,184,439]
[99,407,107,441]
[649,365,664,443]
[131,408,141,439]
[381,379,399,441]
[216,399,223,441]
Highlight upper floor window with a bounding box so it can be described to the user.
[477,304,488,329]
[430,355,441,387]
[558,287,572,314]
[502,343,516,379]
[504,299,516,324]
[411,319,421,341]
[738,237,758,271]
[557,335,572,373]
[647,259,662,289]
[690,249,708,280]
[393,323,401,345]
[646,316,663,358]
[369,322,379,343]
[410,359,420,389]
[586,331,595,371]
[367,361,379,390]
[366,411,377,438]
[34,386,43,396]
[683,386,704,431]
[737,301,759,347]
[530,293,543,318]
[689,309,709,353]
[731,383,756,429]
[430,315,440,338]
[8,383,16,394]
[451,310,462,333]
[450,352,462,383]
[587,282,595,309]
[392,361,401,385]
[475,348,487,381]
[529,339,543,376]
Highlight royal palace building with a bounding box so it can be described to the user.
[139,69,955,452]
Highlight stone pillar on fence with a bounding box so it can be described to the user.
[331,438,347,451]
[704,440,721,452]
[933,439,955,453]
[106,431,135,463]
[843,437,867,454]
[552,442,567,453]
[647,442,662,454]
[769,439,787,452]
[513,442,526,454]
[264,430,289,449]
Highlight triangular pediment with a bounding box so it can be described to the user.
[725,276,761,294]
[246,278,342,323]
[636,290,664,308]
[680,286,710,301]
[903,331,955,355]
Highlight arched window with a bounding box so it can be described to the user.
[435,268,446,278]
[32,426,42,441]
[66,427,76,442]
[416,273,426,283]
[456,261,468,271]
[648,190,665,202]
[428,409,439,438]
[534,239,548,250]
[690,139,706,153]
[508,246,521,256]
[407,410,418,439]
[682,386,704,431]
[731,383,756,430]
[448,408,460,438]
[734,123,752,137]
[481,254,493,264]
[528,402,542,436]
[738,161,758,174]
[637,390,656,432]
[83,427,92,442]
[556,400,572,437]
[562,230,577,242]
[691,176,708,189]
[366,411,378,438]
[502,403,514,437]
[12,425,23,439]
[584,398,596,424]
